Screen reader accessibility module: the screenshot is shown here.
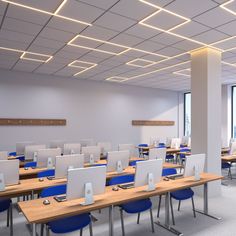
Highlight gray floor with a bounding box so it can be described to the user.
[0,171,235,236]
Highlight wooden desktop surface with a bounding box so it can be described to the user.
[221,155,236,162]
[18,173,222,224]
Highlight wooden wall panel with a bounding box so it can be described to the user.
[132,120,175,126]
[0,118,66,126]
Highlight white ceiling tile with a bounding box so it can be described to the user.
[55,47,88,59]
[217,20,236,36]
[151,32,183,46]
[7,5,51,25]
[47,16,87,34]
[33,37,65,50]
[143,0,176,8]
[0,29,34,44]
[109,34,144,47]
[57,1,104,23]
[192,29,229,44]
[79,0,119,10]
[2,17,43,36]
[135,41,166,52]
[166,0,217,18]
[39,27,74,43]
[0,38,28,50]
[13,60,41,72]
[27,45,58,55]
[35,66,62,75]
[155,46,184,57]
[194,7,235,28]
[94,12,136,32]
[110,0,156,21]
[83,51,113,60]
[0,1,7,15]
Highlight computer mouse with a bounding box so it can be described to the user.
[38,178,44,182]
[24,167,28,170]
[43,199,50,205]
[112,186,119,191]
[163,177,170,181]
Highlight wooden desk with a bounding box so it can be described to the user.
[18,173,222,236]
[221,155,236,162]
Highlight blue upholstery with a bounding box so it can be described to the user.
[158,143,166,148]
[222,162,231,169]
[108,174,134,185]
[138,144,149,156]
[162,168,177,176]
[40,185,91,234]
[171,188,194,200]
[8,152,16,156]
[24,161,37,168]
[0,199,11,212]
[166,154,174,160]
[129,159,144,166]
[93,164,107,167]
[16,155,25,161]
[37,169,55,178]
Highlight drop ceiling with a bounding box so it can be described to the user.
[0,0,236,91]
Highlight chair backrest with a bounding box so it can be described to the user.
[40,184,67,198]
[24,161,37,168]
[162,168,177,176]
[0,151,8,160]
[108,174,135,186]
[118,144,135,156]
[37,169,55,178]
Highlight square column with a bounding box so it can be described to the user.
[191,48,221,196]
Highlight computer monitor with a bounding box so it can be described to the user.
[150,137,159,146]
[55,154,84,179]
[66,166,106,205]
[230,141,236,155]
[184,154,205,177]
[16,141,34,155]
[97,142,112,155]
[149,148,166,162]
[0,160,19,186]
[170,138,181,149]
[50,140,65,153]
[24,144,46,160]
[107,150,129,173]
[37,148,61,168]
[118,144,135,157]
[81,146,101,163]
[166,137,172,148]
[63,143,81,155]
[134,159,163,191]
[181,136,190,146]
[80,139,94,147]
[0,151,8,160]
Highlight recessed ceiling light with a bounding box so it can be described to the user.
[220,0,236,16]
[173,68,191,77]
[68,60,97,76]
[106,76,128,82]
[126,58,157,68]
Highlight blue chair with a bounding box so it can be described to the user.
[40,185,93,236]
[16,155,25,162]
[222,162,232,179]
[37,169,55,178]
[0,199,13,236]
[8,152,16,156]
[165,154,175,162]
[108,175,154,235]
[158,143,166,148]
[138,144,149,157]
[24,162,37,168]
[129,159,144,166]
[158,168,196,225]
[178,148,191,164]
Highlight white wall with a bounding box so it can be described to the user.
[0,69,179,151]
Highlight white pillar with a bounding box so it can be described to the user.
[191,48,221,196]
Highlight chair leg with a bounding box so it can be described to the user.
[120,208,125,236]
[150,208,155,233]
[137,213,140,224]
[7,208,10,227]
[191,197,196,218]
[46,225,50,236]
[178,200,181,211]
[9,204,13,236]
[157,195,162,218]
[170,197,175,225]
[229,168,232,180]
[89,221,93,236]
[40,224,44,236]
[80,228,83,236]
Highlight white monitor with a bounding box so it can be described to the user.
[80,139,94,147]
[184,154,205,177]
[134,159,163,191]
[37,148,61,168]
[166,137,172,148]
[16,141,34,155]
[230,141,236,155]
[170,138,181,149]
[64,143,81,155]
[55,154,84,179]
[0,160,19,186]
[181,136,189,145]
[81,146,101,163]
[97,142,112,155]
[150,137,159,146]
[24,144,46,160]
[118,144,135,157]
[50,140,65,153]
[149,148,166,162]
[0,151,8,160]
[107,150,129,173]
[66,166,106,204]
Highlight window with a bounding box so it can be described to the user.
[184,93,191,136]
[232,86,236,138]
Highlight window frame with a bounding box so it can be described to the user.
[184,92,191,136]
[231,86,236,138]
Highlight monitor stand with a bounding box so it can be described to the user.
[116,160,123,174]
[146,172,155,192]
[81,182,94,206]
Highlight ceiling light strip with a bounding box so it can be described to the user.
[220,0,236,16]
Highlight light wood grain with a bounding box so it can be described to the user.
[132,120,175,126]
[18,173,223,224]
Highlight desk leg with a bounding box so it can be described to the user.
[155,192,183,236]
[32,223,36,236]
[195,183,221,220]
[109,205,114,236]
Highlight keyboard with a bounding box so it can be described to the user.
[118,182,134,189]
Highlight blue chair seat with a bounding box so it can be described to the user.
[24,161,37,168]
[16,155,25,161]
[0,199,11,212]
[129,160,144,166]
[166,154,174,160]
[121,198,152,214]
[171,188,194,200]
[38,169,55,178]
[8,152,16,156]
[108,174,134,185]
[222,162,231,169]
[48,213,91,234]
